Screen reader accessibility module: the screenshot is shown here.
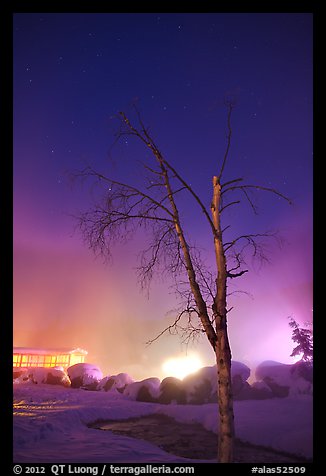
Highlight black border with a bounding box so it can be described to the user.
[4,3,319,472]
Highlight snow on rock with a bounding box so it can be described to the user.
[158,377,186,404]
[123,377,161,402]
[13,368,31,383]
[67,363,103,390]
[255,360,313,397]
[181,361,251,404]
[31,368,71,387]
[97,373,134,393]
[251,380,273,398]
[291,361,313,383]
[13,367,71,387]
[232,361,251,382]
[183,366,217,404]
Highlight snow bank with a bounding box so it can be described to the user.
[234,396,313,458]
[13,383,313,462]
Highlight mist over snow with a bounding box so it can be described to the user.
[13,360,312,463]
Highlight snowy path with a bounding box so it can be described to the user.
[13,384,312,463]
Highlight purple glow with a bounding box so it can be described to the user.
[13,13,313,379]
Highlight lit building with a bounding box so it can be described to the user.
[13,347,88,369]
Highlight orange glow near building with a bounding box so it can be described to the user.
[13,347,88,369]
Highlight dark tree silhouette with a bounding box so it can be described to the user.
[288,316,313,363]
[75,103,291,462]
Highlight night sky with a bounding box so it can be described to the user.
[13,13,313,379]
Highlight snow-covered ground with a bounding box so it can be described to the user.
[13,382,312,463]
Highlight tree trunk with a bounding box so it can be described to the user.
[216,321,234,462]
[212,175,235,463]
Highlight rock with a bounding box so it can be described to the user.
[70,375,83,388]
[136,385,158,403]
[231,361,251,382]
[20,367,71,387]
[263,377,289,397]
[234,381,272,400]
[67,363,103,390]
[255,360,313,398]
[183,366,216,404]
[100,377,115,392]
[123,377,161,402]
[13,369,25,380]
[44,370,71,387]
[251,381,274,399]
[98,373,134,393]
[290,361,313,383]
[183,371,215,404]
[181,361,251,404]
[158,377,186,404]
[232,374,245,396]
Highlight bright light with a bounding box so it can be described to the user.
[161,354,203,379]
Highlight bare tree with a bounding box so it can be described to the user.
[75,103,291,462]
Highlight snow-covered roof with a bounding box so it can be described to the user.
[13,347,88,355]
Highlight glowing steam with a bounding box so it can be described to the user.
[162,354,203,379]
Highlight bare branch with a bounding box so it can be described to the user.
[222,183,292,205]
[146,301,202,347]
[145,311,184,345]
[219,200,241,214]
[137,224,179,291]
[227,289,254,299]
[227,269,248,278]
[75,166,175,218]
[222,177,243,188]
[241,187,259,214]
[118,109,217,235]
[224,231,280,253]
[218,102,234,179]
[160,159,216,234]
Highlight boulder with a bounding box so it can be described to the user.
[98,373,134,393]
[67,363,103,390]
[136,385,158,403]
[13,369,26,380]
[158,377,186,404]
[250,380,274,399]
[123,377,160,402]
[181,361,251,404]
[255,360,313,398]
[290,361,313,383]
[19,367,71,387]
[183,367,216,404]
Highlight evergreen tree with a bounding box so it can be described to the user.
[288,316,313,363]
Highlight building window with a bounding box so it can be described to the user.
[56,354,70,367]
